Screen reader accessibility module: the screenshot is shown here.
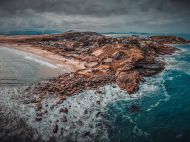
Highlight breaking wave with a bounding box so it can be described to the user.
[24,56,58,68]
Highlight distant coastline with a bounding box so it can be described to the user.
[102,32,148,34]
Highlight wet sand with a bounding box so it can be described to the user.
[0,43,86,72]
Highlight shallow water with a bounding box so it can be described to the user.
[0,46,69,86]
[0,38,190,142]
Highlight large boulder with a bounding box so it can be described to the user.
[116,71,140,94]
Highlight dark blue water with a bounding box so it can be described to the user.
[103,43,190,142]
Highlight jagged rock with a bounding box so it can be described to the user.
[53,124,58,133]
[129,105,139,112]
[96,90,103,94]
[63,107,68,113]
[96,101,100,105]
[116,71,140,94]
[31,98,41,103]
[83,132,90,137]
[151,35,188,44]
[36,112,42,116]
[140,77,146,82]
[116,65,134,73]
[56,100,63,105]
[35,117,42,121]
[60,116,67,122]
[59,108,64,113]
[36,103,42,111]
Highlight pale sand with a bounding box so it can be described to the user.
[0,43,86,72]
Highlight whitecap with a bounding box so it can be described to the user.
[24,55,58,68]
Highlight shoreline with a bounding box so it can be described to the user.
[0,43,86,72]
[0,32,189,141]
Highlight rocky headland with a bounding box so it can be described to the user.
[0,31,189,133]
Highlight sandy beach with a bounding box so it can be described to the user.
[0,43,86,72]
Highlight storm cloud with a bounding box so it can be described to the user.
[0,0,190,33]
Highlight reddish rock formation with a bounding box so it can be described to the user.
[30,34,182,99]
[96,101,100,105]
[59,108,64,113]
[63,107,68,113]
[116,71,140,94]
[35,118,42,121]
[59,95,67,100]
[140,77,146,83]
[35,43,180,96]
[37,72,115,97]
[53,124,58,133]
[60,116,67,122]
[31,98,41,103]
[96,90,103,94]
[151,35,190,44]
[36,103,42,111]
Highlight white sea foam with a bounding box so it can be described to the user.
[0,81,159,142]
[185,71,190,75]
[25,55,58,68]
[1,46,58,69]
[0,74,168,142]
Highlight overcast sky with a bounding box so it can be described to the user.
[0,0,190,33]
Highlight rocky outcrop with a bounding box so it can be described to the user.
[60,116,67,122]
[36,103,42,111]
[111,51,124,60]
[116,71,140,94]
[149,44,180,55]
[33,36,182,98]
[37,72,115,96]
[151,35,190,44]
[53,124,58,133]
[134,59,164,76]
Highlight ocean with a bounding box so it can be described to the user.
[0,34,190,142]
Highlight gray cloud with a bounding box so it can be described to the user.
[0,0,190,33]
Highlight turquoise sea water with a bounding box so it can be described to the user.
[104,44,190,142]
[101,34,190,141]
[0,35,190,142]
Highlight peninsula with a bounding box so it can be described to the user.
[0,31,189,132]
[1,31,189,95]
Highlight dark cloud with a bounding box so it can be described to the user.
[0,0,189,33]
